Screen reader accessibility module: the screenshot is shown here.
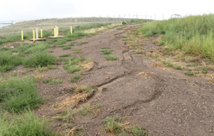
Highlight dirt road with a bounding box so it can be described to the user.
[35,25,214,136]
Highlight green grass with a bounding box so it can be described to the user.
[185,70,195,76]
[59,54,70,57]
[103,115,122,133]
[74,86,93,94]
[67,65,81,73]
[62,46,71,50]
[36,65,57,73]
[70,73,82,83]
[162,61,183,70]
[76,41,88,46]
[23,52,56,68]
[43,77,62,85]
[0,112,58,136]
[0,76,43,113]
[55,109,74,123]
[73,49,82,54]
[101,48,113,55]
[141,14,214,61]
[125,126,148,136]
[105,55,118,61]
[53,38,67,45]
[0,34,20,45]
[63,57,85,73]
[0,52,22,72]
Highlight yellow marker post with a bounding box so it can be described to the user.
[70,26,73,35]
[21,30,24,41]
[54,27,56,37]
[33,29,35,42]
[40,28,43,38]
[57,26,59,36]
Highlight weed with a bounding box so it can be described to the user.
[185,70,195,76]
[105,55,118,61]
[163,61,182,70]
[63,57,85,73]
[54,38,67,45]
[125,126,148,136]
[62,46,71,50]
[59,54,70,57]
[0,112,58,136]
[79,104,101,117]
[141,14,214,61]
[67,65,81,73]
[23,52,56,68]
[55,109,74,123]
[0,76,43,113]
[70,73,82,83]
[74,86,93,94]
[202,66,208,74]
[73,49,82,54]
[101,49,113,55]
[43,77,62,85]
[36,65,57,73]
[0,52,22,72]
[103,115,122,133]
[76,41,88,46]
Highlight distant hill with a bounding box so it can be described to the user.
[0,17,131,36]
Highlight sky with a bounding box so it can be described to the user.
[0,0,214,22]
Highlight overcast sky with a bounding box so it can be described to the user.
[0,0,214,22]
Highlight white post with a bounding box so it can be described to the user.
[36,28,38,39]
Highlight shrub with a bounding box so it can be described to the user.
[0,76,43,112]
[23,52,56,68]
[0,52,22,72]
[0,112,58,136]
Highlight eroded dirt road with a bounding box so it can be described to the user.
[35,25,214,136]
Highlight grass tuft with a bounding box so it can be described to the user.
[70,73,82,83]
[43,77,62,85]
[105,55,118,61]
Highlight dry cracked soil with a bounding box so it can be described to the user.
[22,25,214,136]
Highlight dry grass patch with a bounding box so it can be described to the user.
[56,86,95,111]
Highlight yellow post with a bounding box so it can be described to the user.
[57,26,59,36]
[40,28,43,38]
[33,29,35,42]
[54,27,56,37]
[21,30,24,41]
[70,26,73,35]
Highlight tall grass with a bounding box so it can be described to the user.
[23,52,56,68]
[0,112,58,136]
[0,52,22,72]
[0,76,43,113]
[141,14,214,61]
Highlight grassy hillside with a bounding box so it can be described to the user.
[0,17,132,36]
[141,14,214,61]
